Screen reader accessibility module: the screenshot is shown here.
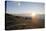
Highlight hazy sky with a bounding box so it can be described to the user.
[6,1,44,14]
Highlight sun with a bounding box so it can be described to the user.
[32,12,36,17]
[18,2,21,6]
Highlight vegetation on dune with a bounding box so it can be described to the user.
[5,13,45,30]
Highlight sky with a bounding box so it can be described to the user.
[6,1,44,14]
